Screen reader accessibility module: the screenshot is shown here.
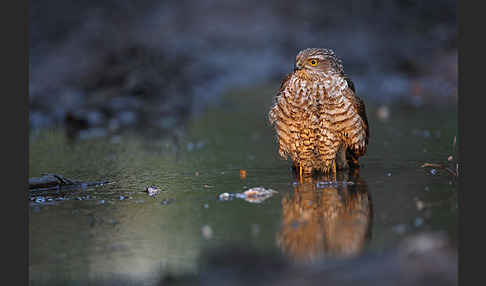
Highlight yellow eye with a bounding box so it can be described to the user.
[308,59,318,66]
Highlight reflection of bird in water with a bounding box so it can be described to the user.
[277,169,372,263]
[268,48,369,181]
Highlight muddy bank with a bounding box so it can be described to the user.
[163,232,456,286]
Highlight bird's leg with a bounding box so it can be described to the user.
[299,163,303,183]
[332,160,337,181]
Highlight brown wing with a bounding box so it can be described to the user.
[343,78,369,165]
[268,72,296,161]
[354,95,369,145]
[279,72,293,94]
[269,72,293,125]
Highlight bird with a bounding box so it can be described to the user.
[268,48,369,181]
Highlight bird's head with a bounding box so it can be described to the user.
[294,48,344,76]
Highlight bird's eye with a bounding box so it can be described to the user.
[308,59,318,66]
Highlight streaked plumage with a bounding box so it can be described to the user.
[269,48,369,176]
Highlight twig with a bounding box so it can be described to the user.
[421,163,457,177]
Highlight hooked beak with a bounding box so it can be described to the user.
[294,64,301,71]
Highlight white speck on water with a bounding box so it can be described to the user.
[416,200,425,211]
[218,193,232,200]
[119,196,125,200]
[424,186,430,191]
[203,204,209,209]
[430,169,437,175]
[35,196,46,203]
[201,225,213,239]
[387,172,392,177]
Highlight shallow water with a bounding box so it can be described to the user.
[29,85,457,285]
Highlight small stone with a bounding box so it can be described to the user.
[430,169,437,175]
[146,186,162,196]
[387,172,392,177]
[219,193,232,200]
[448,155,453,161]
[119,196,125,200]
[161,198,175,205]
[195,171,200,176]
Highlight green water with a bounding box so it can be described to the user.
[29,85,458,285]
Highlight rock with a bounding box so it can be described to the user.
[146,186,162,196]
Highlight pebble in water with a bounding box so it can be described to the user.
[146,186,162,197]
[161,198,175,205]
[218,192,233,201]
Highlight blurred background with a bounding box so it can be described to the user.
[29,0,457,138]
[29,1,458,285]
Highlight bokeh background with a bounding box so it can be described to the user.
[29,0,457,138]
[29,2,458,285]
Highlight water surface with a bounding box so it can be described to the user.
[29,85,457,284]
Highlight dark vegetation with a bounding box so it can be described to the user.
[30,0,456,139]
